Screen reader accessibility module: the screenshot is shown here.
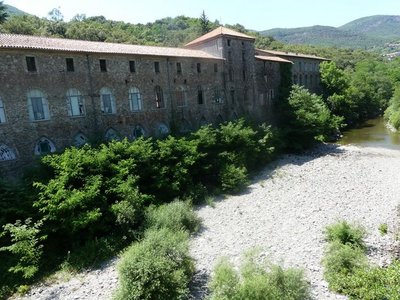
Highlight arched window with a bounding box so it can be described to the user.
[175,86,186,107]
[100,87,116,114]
[214,87,223,104]
[0,144,16,161]
[0,97,6,123]
[129,87,142,112]
[104,128,120,141]
[133,125,145,139]
[199,116,207,127]
[73,133,88,147]
[155,86,164,108]
[155,122,169,137]
[34,137,56,155]
[27,89,50,121]
[179,119,191,133]
[66,88,85,117]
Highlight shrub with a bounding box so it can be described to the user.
[324,220,366,250]
[210,250,311,300]
[145,201,201,234]
[114,228,194,300]
[378,223,388,236]
[323,241,368,293]
[220,164,249,194]
[0,219,46,279]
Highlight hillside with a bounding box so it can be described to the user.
[261,15,400,49]
[4,4,29,17]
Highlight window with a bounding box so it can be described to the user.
[66,58,74,72]
[73,133,88,147]
[129,60,136,73]
[230,89,235,104]
[176,62,182,75]
[229,67,234,82]
[214,87,223,104]
[66,89,85,117]
[214,63,218,73]
[100,87,116,114]
[27,90,50,121]
[175,87,186,107]
[99,59,107,72]
[299,61,302,72]
[26,56,37,72]
[0,98,6,123]
[242,51,246,62]
[154,61,160,73]
[105,128,120,141]
[197,63,201,73]
[197,86,204,105]
[156,122,169,137]
[155,86,164,108]
[34,137,56,155]
[242,68,246,81]
[227,39,231,47]
[129,87,142,112]
[227,51,232,63]
[270,89,275,99]
[133,125,145,139]
[0,144,16,161]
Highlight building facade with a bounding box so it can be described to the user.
[0,27,327,174]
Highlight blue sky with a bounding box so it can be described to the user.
[4,0,400,30]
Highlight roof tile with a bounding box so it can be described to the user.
[185,26,255,47]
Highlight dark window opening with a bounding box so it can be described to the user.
[242,51,246,62]
[197,86,204,105]
[176,62,182,75]
[227,39,231,47]
[229,68,234,82]
[230,89,235,104]
[26,56,37,72]
[155,85,164,108]
[242,69,246,81]
[154,61,160,73]
[227,51,232,63]
[99,59,107,72]
[129,60,136,73]
[66,58,74,72]
[197,63,201,73]
[214,63,218,73]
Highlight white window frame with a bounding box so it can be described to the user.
[129,87,142,112]
[27,90,50,121]
[67,89,85,117]
[34,137,56,155]
[100,87,116,114]
[0,98,6,123]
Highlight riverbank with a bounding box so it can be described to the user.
[190,144,400,299]
[14,144,400,300]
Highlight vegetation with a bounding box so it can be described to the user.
[323,221,400,299]
[0,1,8,24]
[385,85,400,130]
[209,249,311,300]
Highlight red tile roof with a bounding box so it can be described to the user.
[255,55,293,64]
[185,26,255,47]
[0,34,222,59]
[256,49,328,61]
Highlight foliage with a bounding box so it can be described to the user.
[0,219,46,279]
[378,223,388,236]
[323,221,400,299]
[385,86,400,130]
[219,164,249,194]
[114,228,193,300]
[284,85,343,149]
[210,250,311,300]
[199,10,210,34]
[324,220,366,250]
[0,1,8,23]
[145,201,201,233]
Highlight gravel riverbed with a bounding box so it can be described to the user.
[15,144,400,300]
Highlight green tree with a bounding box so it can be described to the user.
[0,1,8,24]
[199,10,210,34]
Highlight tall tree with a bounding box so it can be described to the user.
[199,10,210,34]
[0,1,9,23]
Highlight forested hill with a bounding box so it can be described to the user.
[0,7,381,67]
[4,4,29,17]
[261,15,400,50]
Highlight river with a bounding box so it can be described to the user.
[338,117,400,150]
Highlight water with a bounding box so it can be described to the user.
[338,117,400,150]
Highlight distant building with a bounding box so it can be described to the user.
[0,26,328,174]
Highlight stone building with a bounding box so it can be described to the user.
[0,26,328,174]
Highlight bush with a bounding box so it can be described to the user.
[210,250,311,300]
[325,220,366,250]
[323,241,368,293]
[145,201,201,233]
[220,163,249,194]
[114,228,194,300]
[0,219,46,279]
